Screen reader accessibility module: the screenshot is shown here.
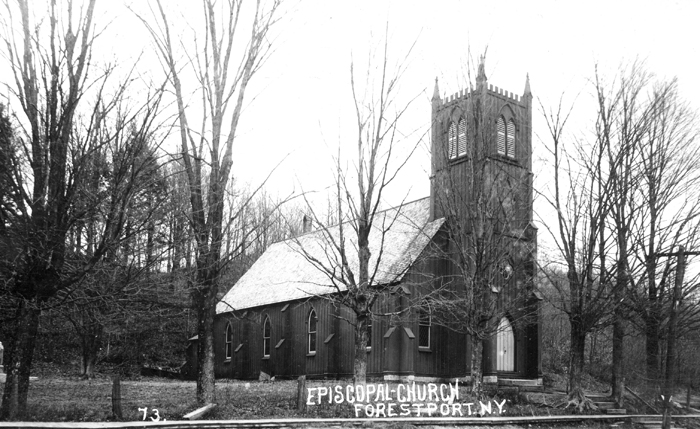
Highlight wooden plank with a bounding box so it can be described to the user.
[182,403,216,420]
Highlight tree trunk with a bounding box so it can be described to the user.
[194,280,217,405]
[80,325,102,378]
[568,319,586,396]
[611,317,625,406]
[353,314,368,386]
[1,301,40,419]
[470,335,483,395]
[646,307,660,388]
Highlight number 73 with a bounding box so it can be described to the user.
[138,407,164,421]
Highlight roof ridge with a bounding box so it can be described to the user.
[269,196,431,246]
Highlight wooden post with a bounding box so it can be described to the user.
[112,376,123,420]
[296,375,306,412]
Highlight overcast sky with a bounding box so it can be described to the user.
[102,1,696,197]
[4,0,700,255]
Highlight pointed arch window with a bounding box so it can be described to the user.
[307,309,317,355]
[497,116,516,158]
[225,323,233,360]
[448,122,457,159]
[418,307,432,349]
[457,118,467,156]
[366,318,372,351]
[496,117,506,156]
[263,316,271,358]
[507,119,516,157]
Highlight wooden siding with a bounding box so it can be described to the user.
[209,228,539,381]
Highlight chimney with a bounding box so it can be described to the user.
[302,215,312,234]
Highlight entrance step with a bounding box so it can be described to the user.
[632,417,680,429]
[593,401,617,410]
[604,408,626,414]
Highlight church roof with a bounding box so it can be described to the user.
[216,197,444,313]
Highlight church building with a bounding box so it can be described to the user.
[195,62,542,384]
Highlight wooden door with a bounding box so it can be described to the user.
[497,317,514,372]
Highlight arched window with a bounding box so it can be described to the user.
[496,117,506,156]
[418,307,431,349]
[225,323,233,360]
[457,118,467,156]
[497,116,516,158]
[366,318,372,351]
[448,122,457,159]
[263,316,271,358]
[307,309,317,355]
[507,119,516,157]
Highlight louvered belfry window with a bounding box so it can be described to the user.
[448,122,457,159]
[497,117,506,156]
[457,118,467,156]
[507,119,515,157]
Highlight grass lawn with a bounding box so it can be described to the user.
[4,376,363,421]
[0,374,662,427]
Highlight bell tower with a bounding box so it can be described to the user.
[429,58,541,382]
[430,59,533,228]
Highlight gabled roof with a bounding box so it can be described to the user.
[216,197,444,313]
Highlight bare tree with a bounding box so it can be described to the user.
[0,0,164,417]
[138,0,283,404]
[540,92,617,409]
[540,61,700,410]
[293,34,420,384]
[629,76,700,391]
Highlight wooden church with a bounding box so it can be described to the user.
[194,62,542,384]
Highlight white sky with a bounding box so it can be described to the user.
[4,0,700,258]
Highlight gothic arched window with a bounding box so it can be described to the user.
[307,309,317,355]
[457,118,467,156]
[225,323,233,360]
[419,307,432,349]
[496,117,506,156]
[497,116,516,158]
[366,318,372,351]
[507,119,516,157]
[448,122,457,159]
[263,316,271,358]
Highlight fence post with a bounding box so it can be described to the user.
[112,375,123,420]
[296,375,306,412]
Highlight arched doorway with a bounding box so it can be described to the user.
[497,317,515,371]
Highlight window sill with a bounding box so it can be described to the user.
[366,347,371,353]
[418,347,432,353]
[306,352,316,357]
[491,154,519,165]
[224,358,232,363]
[262,356,270,360]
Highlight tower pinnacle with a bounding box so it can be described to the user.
[476,55,487,90]
[524,73,531,96]
[432,77,440,101]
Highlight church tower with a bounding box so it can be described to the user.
[429,58,541,382]
[430,59,533,228]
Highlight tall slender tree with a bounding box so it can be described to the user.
[293,32,421,384]
[139,0,284,403]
